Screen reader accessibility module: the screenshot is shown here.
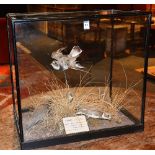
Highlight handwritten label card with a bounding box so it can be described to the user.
[63,116,89,134]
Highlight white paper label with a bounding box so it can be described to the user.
[63,115,89,134]
[83,20,90,30]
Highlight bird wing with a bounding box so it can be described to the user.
[51,47,66,60]
[69,46,82,58]
[51,60,60,70]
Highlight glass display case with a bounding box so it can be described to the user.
[7,10,151,149]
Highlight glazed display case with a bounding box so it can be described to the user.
[7,10,151,149]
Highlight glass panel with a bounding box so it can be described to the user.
[112,15,147,122]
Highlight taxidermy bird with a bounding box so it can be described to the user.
[51,46,84,71]
[76,108,111,120]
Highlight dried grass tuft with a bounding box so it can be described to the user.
[23,65,141,135]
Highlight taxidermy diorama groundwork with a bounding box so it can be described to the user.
[21,45,140,141]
